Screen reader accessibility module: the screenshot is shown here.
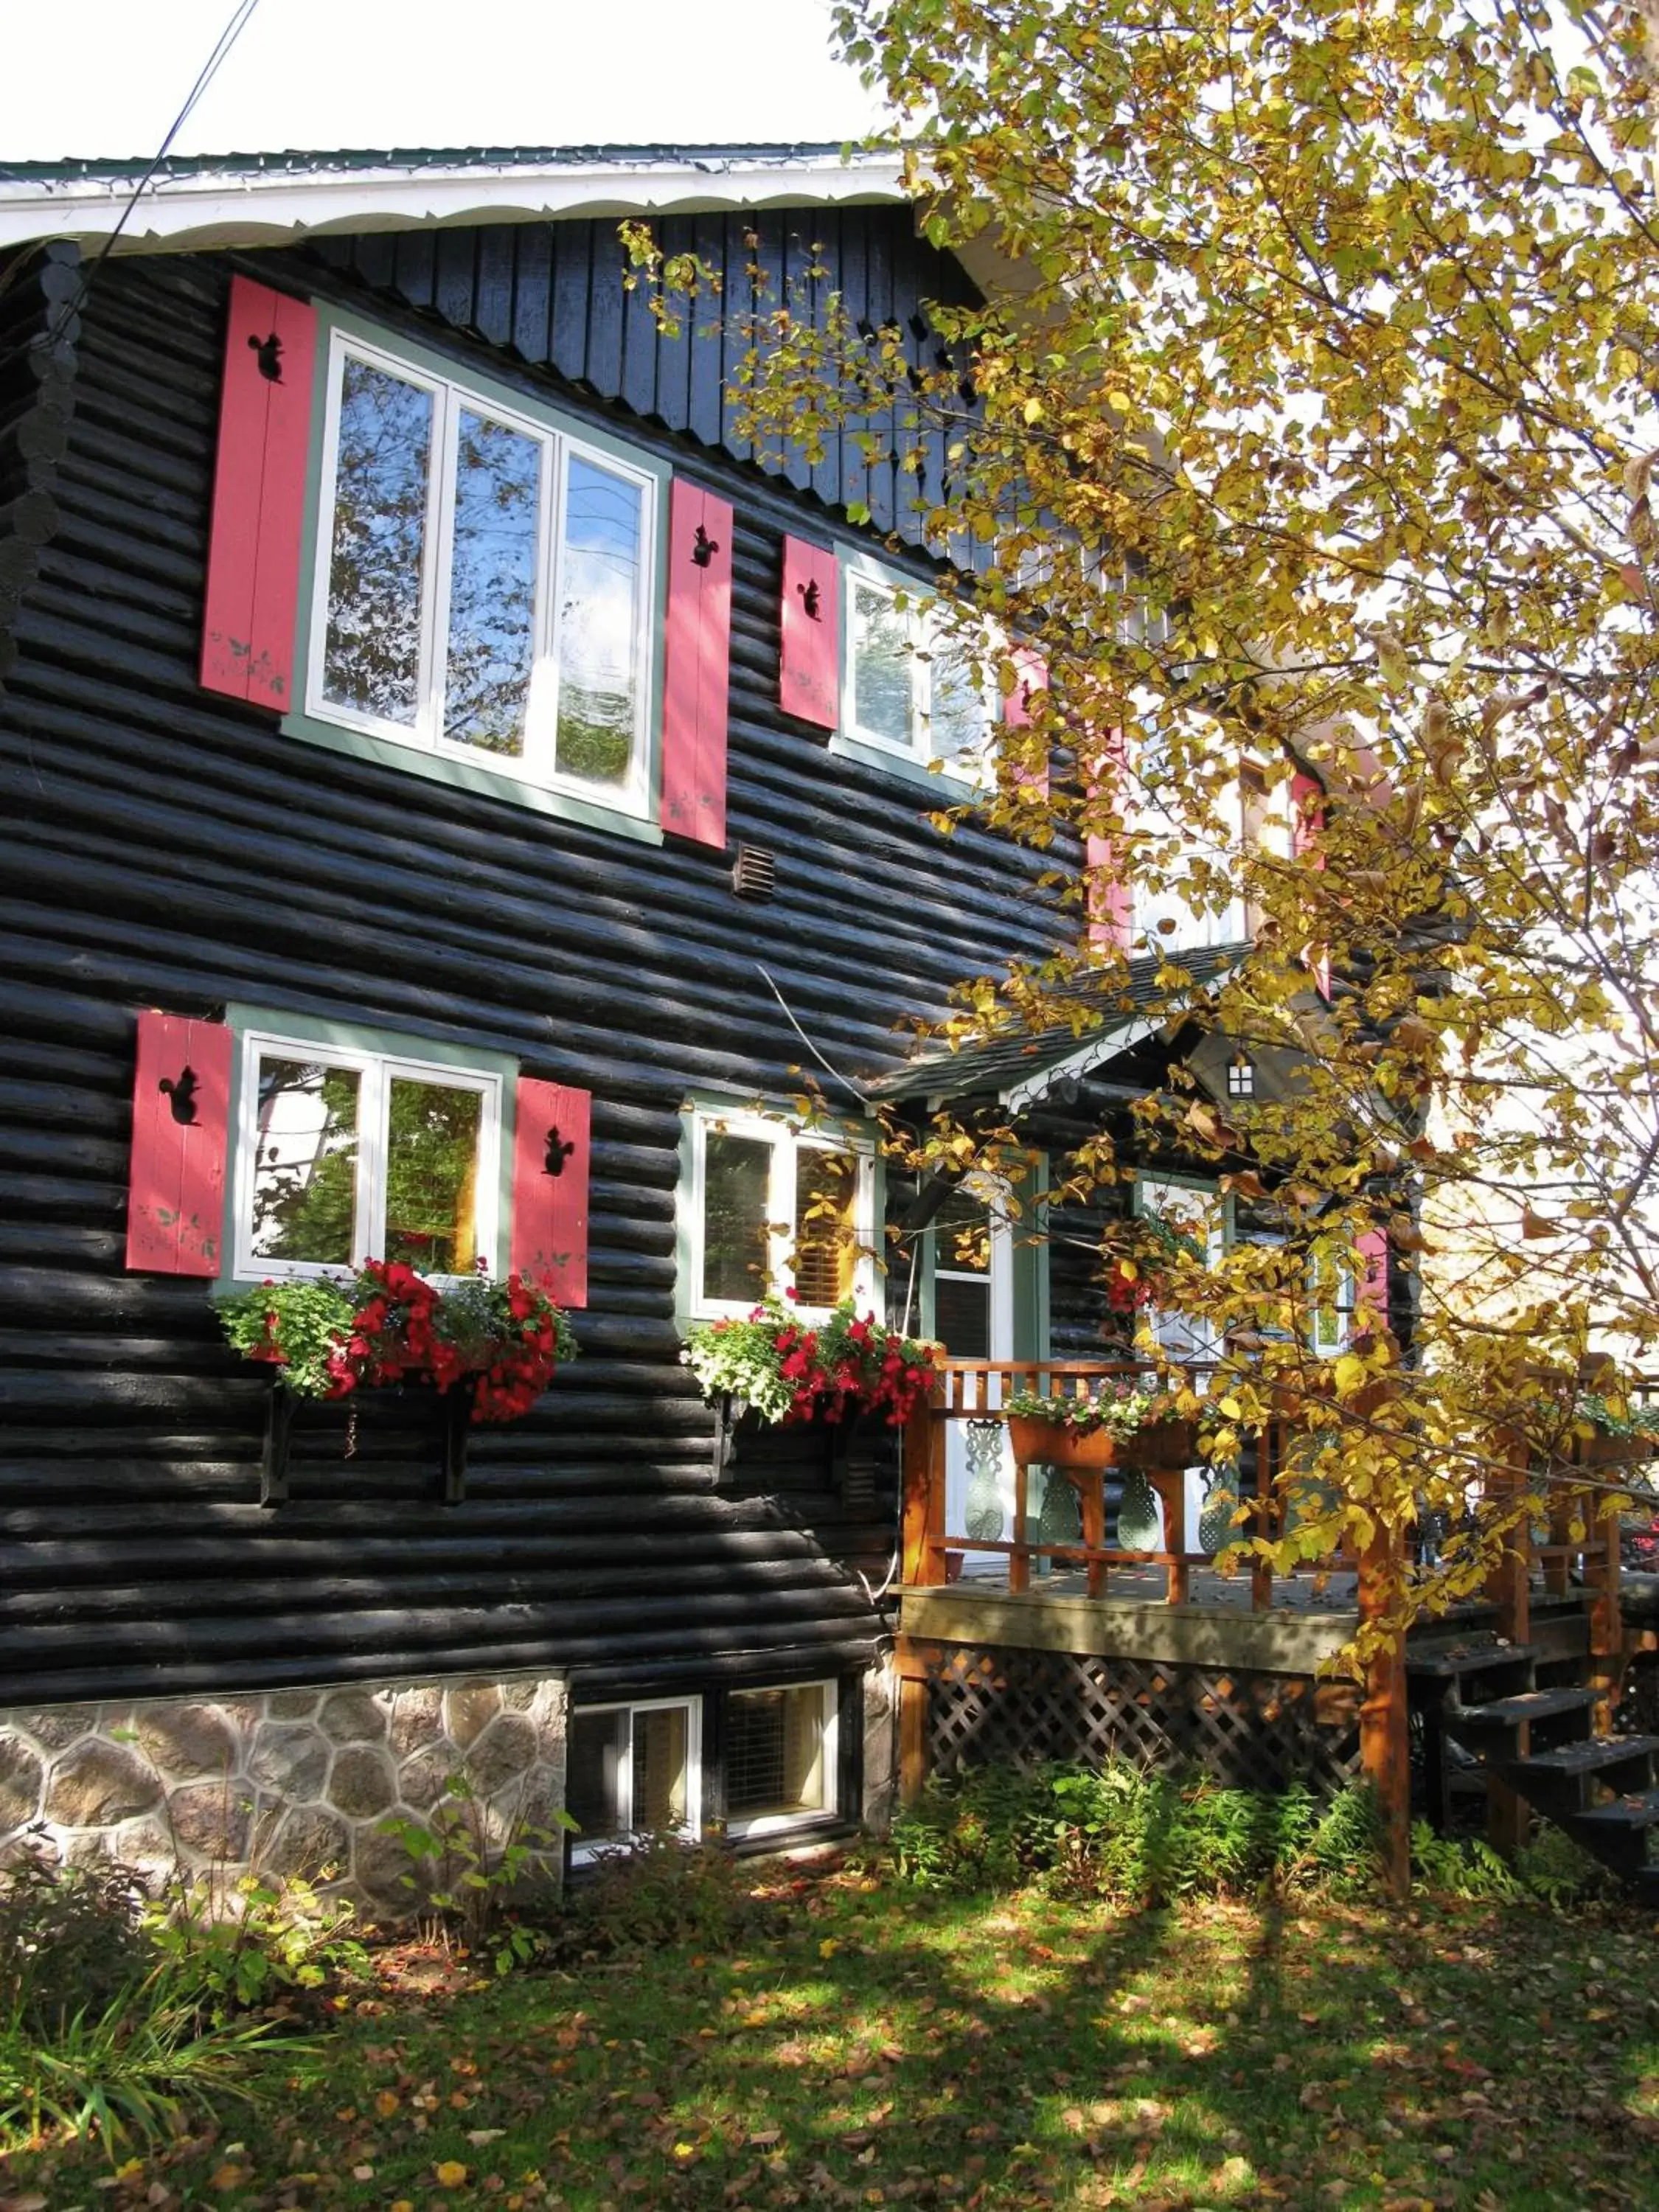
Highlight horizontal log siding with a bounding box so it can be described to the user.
[0,246,1063,1705]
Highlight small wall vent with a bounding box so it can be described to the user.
[732,845,777,900]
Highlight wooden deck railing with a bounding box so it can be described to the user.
[900,1358,1338,1613]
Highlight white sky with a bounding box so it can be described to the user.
[0,0,888,164]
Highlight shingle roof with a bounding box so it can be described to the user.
[866,943,1250,1107]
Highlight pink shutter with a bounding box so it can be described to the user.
[1003,646,1048,800]
[1084,732,1133,953]
[201,276,318,711]
[660,479,733,847]
[1356,1227,1390,1319]
[125,1011,232,1276]
[512,1077,591,1310]
[779,535,838,727]
[1292,770,1332,998]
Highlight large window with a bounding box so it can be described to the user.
[566,1700,700,1861]
[689,1109,876,1319]
[725,1681,838,1837]
[309,332,658,813]
[844,565,993,775]
[234,1032,501,1282]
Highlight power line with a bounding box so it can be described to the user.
[39,0,264,338]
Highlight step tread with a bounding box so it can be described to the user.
[1408,1641,1539,1681]
[1571,1788,1659,1831]
[1511,1734,1659,1779]
[1451,1686,1601,1727]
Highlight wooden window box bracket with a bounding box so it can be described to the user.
[260,1378,473,1507]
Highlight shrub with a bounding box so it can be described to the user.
[563,1836,765,1955]
[890,1761,1385,1905]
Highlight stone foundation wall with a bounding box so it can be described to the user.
[0,1669,569,1919]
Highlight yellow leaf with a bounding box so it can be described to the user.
[1023,395,1044,422]
[434,2162,470,2188]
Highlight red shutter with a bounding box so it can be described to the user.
[512,1077,591,1310]
[1002,646,1048,800]
[1292,769,1332,998]
[660,479,733,847]
[779,535,838,728]
[125,1011,232,1276]
[201,276,318,712]
[1356,1227,1390,1319]
[1084,733,1133,953]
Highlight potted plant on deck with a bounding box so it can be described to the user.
[1004,1383,1199,1470]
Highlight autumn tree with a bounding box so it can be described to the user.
[636,0,1659,1621]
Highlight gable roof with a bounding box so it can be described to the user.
[0,144,907,258]
[866,942,1251,1111]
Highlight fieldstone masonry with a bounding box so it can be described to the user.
[0,1669,569,1918]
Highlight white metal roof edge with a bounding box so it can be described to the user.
[1002,1011,1166,1113]
[0,150,911,258]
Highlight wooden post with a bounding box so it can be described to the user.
[1484,1429,1531,1852]
[895,1637,930,1808]
[1150,1467,1189,1605]
[1587,1493,1624,1733]
[1009,1456,1030,1594]
[1357,1517,1411,1902]
[901,1384,945,1587]
[1250,1422,1276,1613]
[1079,1471,1107,1598]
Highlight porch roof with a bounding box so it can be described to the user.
[865,942,1250,1112]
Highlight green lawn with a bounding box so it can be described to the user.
[10,1871,1659,2211]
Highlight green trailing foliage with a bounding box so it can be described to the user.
[889,1761,1384,1905]
[0,1843,339,2151]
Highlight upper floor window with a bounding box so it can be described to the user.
[310,332,658,814]
[687,1107,876,1321]
[237,1029,501,1284]
[844,564,994,776]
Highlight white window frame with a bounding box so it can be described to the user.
[233,1029,502,1285]
[723,1678,840,1840]
[307,327,660,818]
[843,557,998,775]
[686,1107,877,1322]
[1133,1172,1230,1364]
[566,1696,702,1865]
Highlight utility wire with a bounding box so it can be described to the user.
[39,0,264,341]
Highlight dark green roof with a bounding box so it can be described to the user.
[0,143,874,185]
[866,942,1250,1105]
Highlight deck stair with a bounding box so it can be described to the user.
[1408,1623,1659,1897]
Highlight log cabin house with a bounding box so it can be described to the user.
[0,144,1445,1907]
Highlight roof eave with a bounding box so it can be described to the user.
[0,148,909,258]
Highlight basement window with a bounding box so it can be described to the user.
[724,1681,838,1837]
[566,1699,700,1860]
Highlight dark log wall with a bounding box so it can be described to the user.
[0,233,1065,1708]
[307,204,979,549]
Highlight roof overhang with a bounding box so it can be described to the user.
[0,145,908,259]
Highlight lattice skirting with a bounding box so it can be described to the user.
[921,1644,1360,1798]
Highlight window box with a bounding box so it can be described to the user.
[1006,1415,1199,1470]
[305,329,660,819]
[260,1373,473,1508]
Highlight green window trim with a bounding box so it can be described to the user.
[285,302,672,844]
[214,1004,521,1294]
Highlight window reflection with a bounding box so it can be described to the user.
[703,1133,772,1306]
[443,411,542,757]
[793,1147,859,1307]
[383,1077,482,1276]
[852,582,911,748]
[323,359,433,726]
[251,1057,361,1266]
[558,455,643,787]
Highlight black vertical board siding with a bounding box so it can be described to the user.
[652,214,694,437]
[688,213,727,451]
[0,247,1059,1706]
[309,204,974,547]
